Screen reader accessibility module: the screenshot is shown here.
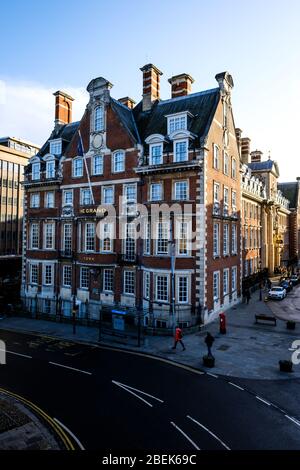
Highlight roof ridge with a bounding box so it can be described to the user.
[158,87,219,105]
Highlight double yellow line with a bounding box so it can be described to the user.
[0,387,75,450]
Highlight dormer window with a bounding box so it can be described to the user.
[32,162,40,180]
[46,160,55,179]
[150,144,163,165]
[94,105,104,132]
[174,139,188,162]
[168,113,187,134]
[49,139,62,156]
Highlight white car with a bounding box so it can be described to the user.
[268,286,287,300]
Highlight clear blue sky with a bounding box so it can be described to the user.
[1,0,300,181]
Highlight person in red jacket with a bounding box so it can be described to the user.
[172,326,185,351]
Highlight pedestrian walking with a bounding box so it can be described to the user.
[205,332,215,357]
[246,288,251,304]
[172,326,185,351]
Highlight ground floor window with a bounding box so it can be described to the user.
[155,275,169,302]
[103,268,114,292]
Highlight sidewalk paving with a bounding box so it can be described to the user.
[0,392,61,450]
[0,285,300,381]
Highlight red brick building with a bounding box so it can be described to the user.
[21,65,241,327]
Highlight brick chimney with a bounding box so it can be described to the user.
[168,73,194,98]
[241,137,251,164]
[250,150,263,163]
[53,91,74,126]
[118,97,136,109]
[140,64,163,112]
[235,128,242,155]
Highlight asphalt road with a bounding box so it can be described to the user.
[0,329,300,450]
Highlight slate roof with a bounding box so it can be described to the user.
[248,160,274,171]
[133,88,220,148]
[38,121,80,158]
[278,182,299,209]
[111,99,140,144]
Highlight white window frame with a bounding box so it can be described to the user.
[46,160,55,179]
[94,105,104,132]
[123,270,135,296]
[150,183,162,201]
[49,139,62,156]
[112,150,125,173]
[232,266,237,292]
[173,139,188,163]
[93,154,103,175]
[224,187,229,207]
[177,276,189,304]
[85,223,95,252]
[30,263,39,285]
[30,223,39,249]
[62,265,72,287]
[45,191,54,208]
[156,221,169,255]
[155,274,169,303]
[72,157,83,177]
[63,224,72,253]
[213,222,220,257]
[44,222,55,250]
[176,220,190,256]
[100,222,113,252]
[123,183,137,203]
[223,152,229,175]
[232,157,237,179]
[144,222,150,254]
[213,182,220,203]
[213,144,219,170]
[44,264,53,286]
[32,162,40,180]
[168,113,187,134]
[63,189,73,206]
[30,193,40,208]
[80,267,89,289]
[232,224,237,254]
[213,271,220,301]
[103,268,114,292]
[149,143,163,165]
[232,190,237,210]
[223,268,229,296]
[102,185,114,204]
[80,188,93,206]
[223,224,229,255]
[174,180,188,200]
[144,271,150,299]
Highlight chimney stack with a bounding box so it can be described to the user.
[235,128,242,155]
[241,137,251,164]
[250,150,263,163]
[53,90,74,126]
[140,64,163,112]
[168,73,194,98]
[118,97,136,109]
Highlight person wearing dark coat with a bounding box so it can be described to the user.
[205,332,215,357]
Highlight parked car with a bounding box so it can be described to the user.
[280,280,293,293]
[291,275,299,285]
[268,286,287,300]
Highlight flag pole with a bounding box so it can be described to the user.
[78,129,95,205]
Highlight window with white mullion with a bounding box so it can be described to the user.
[168,115,187,134]
[232,266,237,292]
[85,223,95,252]
[80,267,89,289]
[63,224,72,254]
[150,183,162,201]
[30,193,40,208]
[124,270,135,295]
[103,269,113,292]
[81,188,92,205]
[213,223,220,257]
[174,140,188,162]
[93,155,103,175]
[44,264,53,286]
[177,221,189,255]
[49,140,62,156]
[223,224,229,255]
[45,191,54,208]
[63,190,73,206]
[150,144,163,165]
[177,276,188,303]
[144,271,150,299]
[213,271,220,301]
[73,158,83,177]
[223,269,229,296]
[124,223,135,261]
[44,223,54,250]
[30,223,39,249]
[155,275,169,302]
[63,265,72,287]
[213,145,219,170]
[102,186,114,204]
[94,105,104,132]
[232,224,237,254]
[223,152,229,175]
[46,160,55,179]
[174,181,188,200]
[30,264,38,284]
[144,222,151,254]
[101,223,113,252]
[113,151,125,173]
[156,221,169,254]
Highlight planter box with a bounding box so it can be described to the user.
[203,355,215,368]
[279,360,293,372]
[287,321,296,330]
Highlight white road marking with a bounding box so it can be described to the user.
[112,380,164,408]
[285,415,300,427]
[49,361,92,376]
[256,396,271,406]
[206,372,218,378]
[187,415,230,450]
[228,382,244,391]
[170,421,201,450]
[53,417,85,450]
[0,348,32,359]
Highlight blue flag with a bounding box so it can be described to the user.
[77,133,84,156]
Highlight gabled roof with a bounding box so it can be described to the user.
[111,99,141,144]
[278,182,299,209]
[133,88,220,146]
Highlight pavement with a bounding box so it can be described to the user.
[0,283,299,381]
[0,392,60,450]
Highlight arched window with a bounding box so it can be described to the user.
[94,106,104,132]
